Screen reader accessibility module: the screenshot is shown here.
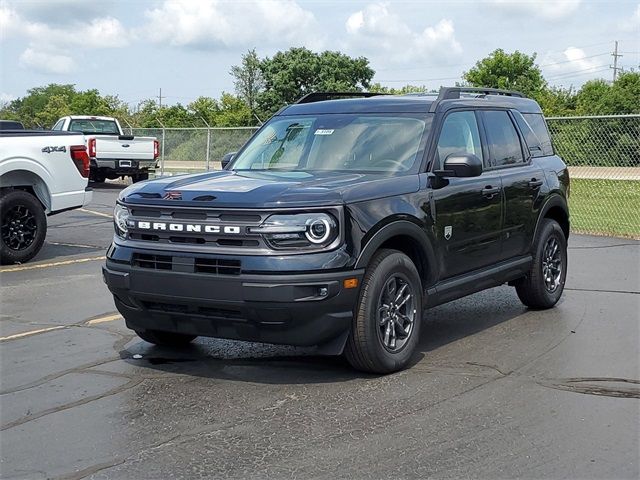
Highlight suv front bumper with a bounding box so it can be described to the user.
[103,259,364,351]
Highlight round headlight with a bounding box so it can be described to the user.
[306,217,331,244]
[113,204,130,237]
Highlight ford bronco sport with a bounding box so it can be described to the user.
[103,87,570,374]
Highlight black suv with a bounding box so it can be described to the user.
[103,87,569,374]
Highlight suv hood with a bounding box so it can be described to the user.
[120,170,419,208]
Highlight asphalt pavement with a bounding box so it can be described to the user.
[1,183,638,479]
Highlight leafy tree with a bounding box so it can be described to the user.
[214,93,253,127]
[188,96,220,126]
[230,49,264,118]
[536,86,577,116]
[35,95,72,127]
[463,49,546,98]
[257,47,374,116]
[368,83,433,95]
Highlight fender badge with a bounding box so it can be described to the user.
[163,191,182,200]
[444,225,452,240]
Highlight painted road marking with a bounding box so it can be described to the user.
[79,208,113,219]
[0,256,105,273]
[86,313,122,325]
[49,241,100,249]
[0,314,122,342]
[0,326,66,342]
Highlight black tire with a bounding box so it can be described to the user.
[345,249,422,374]
[0,190,47,265]
[135,329,196,347]
[132,172,149,183]
[515,219,567,309]
[91,172,106,183]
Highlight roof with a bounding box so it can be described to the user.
[280,91,543,116]
[63,115,119,121]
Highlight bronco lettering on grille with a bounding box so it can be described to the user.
[136,221,241,234]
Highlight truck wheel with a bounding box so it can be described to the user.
[0,190,47,265]
[91,172,106,183]
[514,219,567,309]
[135,329,196,347]
[132,172,149,183]
[345,249,422,374]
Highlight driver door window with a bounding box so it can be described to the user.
[436,111,483,168]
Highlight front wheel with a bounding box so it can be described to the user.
[345,249,422,374]
[0,190,47,265]
[514,219,568,309]
[135,329,196,347]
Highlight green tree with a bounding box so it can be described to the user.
[257,47,374,116]
[213,93,253,127]
[188,96,220,126]
[463,49,546,98]
[35,94,72,127]
[230,49,264,118]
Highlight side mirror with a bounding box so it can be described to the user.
[221,152,236,170]
[435,153,483,178]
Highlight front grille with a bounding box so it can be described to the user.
[194,258,241,275]
[132,253,172,270]
[132,253,241,275]
[126,205,269,252]
[142,301,245,320]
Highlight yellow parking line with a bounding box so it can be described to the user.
[0,255,105,273]
[0,325,66,342]
[86,313,121,325]
[79,208,113,219]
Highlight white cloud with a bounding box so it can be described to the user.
[621,3,640,31]
[1,1,129,74]
[19,48,76,75]
[5,0,117,26]
[142,0,322,50]
[0,92,16,104]
[345,3,461,63]
[540,47,610,83]
[488,0,582,20]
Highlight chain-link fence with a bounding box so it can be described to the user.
[130,115,639,238]
[546,115,639,238]
[128,127,258,173]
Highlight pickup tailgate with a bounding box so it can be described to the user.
[94,136,156,161]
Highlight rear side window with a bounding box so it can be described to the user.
[522,113,554,156]
[51,119,64,131]
[482,111,524,167]
[436,111,483,167]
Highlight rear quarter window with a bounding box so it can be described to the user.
[522,113,554,156]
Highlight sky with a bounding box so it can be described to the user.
[0,0,639,108]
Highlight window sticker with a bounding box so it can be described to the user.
[314,129,334,135]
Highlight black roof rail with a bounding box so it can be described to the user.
[428,86,525,112]
[296,92,387,104]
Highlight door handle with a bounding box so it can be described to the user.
[528,178,543,188]
[482,185,501,199]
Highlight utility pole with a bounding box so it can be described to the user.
[158,88,164,109]
[611,41,623,83]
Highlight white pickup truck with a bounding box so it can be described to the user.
[52,115,159,183]
[0,130,92,264]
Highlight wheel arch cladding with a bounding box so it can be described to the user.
[538,195,570,240]
[355,220,437,287]
[0,170,51,212]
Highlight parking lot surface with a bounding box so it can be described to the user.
[1,183,638,479]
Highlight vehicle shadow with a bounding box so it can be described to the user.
[119,286,526,385]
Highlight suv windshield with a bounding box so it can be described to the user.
[232,114,428,173]
[69,119,120,135]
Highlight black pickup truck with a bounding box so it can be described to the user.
[103,87,570,374]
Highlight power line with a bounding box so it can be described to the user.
[539,52,609,67]
[547,65,611,81]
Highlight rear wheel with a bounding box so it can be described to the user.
[132,172,149,183]
[0,190,47,265]
[345,249,422,374]
[135,329,196,347]
[514,219,567,309]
